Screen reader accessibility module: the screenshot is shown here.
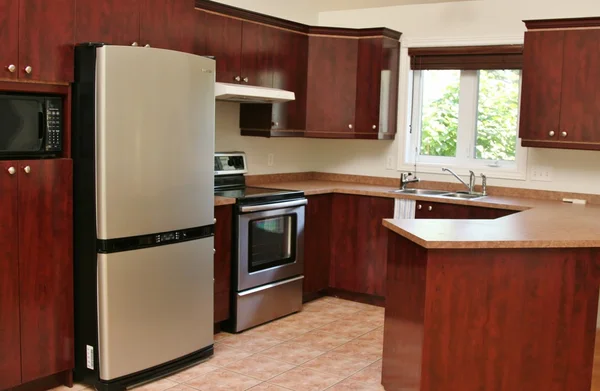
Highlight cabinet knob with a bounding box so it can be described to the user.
[24,66,32,74]
[348,124,353,129]
[428,206,433,211]
[272,122,279,127]
[417,204,422,210]
[561,131,568,138]
[7,167,16,175]
[372,125,377,130]
[214,218,217,223]
[549,131,555,137]
[7,64,15,73]
[132,42,139,46]
[243,77,249,83]
[145,44,151,48]
[234,76,241,82]
[23,166,31,174]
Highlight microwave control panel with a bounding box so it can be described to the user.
[45,98,63,152]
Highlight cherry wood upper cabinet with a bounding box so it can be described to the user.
[75,0,140,46]
[18,159,73,383]
[0,162,21,390]
[240,22,274,88]
[519,31,564,143]
[521,18,600,150]
[355,37,400,139]
[19,0,75,83]
[306,36,358,135]
[0,0,19,81]
[202,11,242,84]
[559,29,600,144]
[140,0,196,53]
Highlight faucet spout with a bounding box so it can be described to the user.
[442,167,472,192]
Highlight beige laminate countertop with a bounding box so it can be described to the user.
[215,196,236,206]
[262,180,600,250]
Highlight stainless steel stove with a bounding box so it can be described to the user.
[215,153,306,332]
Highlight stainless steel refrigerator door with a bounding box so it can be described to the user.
[96,46,215,240]
[97,238,214,381]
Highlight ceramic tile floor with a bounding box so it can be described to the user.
[64,296,386,391]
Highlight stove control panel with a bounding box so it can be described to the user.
[215,152,248,176]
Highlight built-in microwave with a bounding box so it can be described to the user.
[0,93,63,158]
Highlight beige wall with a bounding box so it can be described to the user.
[212,0,318,24]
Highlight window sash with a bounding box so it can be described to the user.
[409,69,523,171]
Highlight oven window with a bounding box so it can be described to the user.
[248,214,297,273]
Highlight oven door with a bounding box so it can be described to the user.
[237,199,306,291]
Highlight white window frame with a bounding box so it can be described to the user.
[397,37,528,181]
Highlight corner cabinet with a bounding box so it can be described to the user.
[304,29,401,140]
[520,18,600,150]
[0,159,73,389]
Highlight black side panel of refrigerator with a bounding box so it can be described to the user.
[72,43,102,386]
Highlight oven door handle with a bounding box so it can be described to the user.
[240,199,307,213]
[238,276,305,297]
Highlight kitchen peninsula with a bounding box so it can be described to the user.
[381,204,600,391]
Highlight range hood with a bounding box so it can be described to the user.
[215,82,295,103]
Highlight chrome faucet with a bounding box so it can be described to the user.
[442,168,476,193]
[400,172,420,190]
[481,173,487,196]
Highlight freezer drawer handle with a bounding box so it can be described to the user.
[240,199,307,213]
[238,276,305,297]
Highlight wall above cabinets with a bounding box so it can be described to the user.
[195,0,402,140]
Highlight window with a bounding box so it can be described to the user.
[406,46,527,178]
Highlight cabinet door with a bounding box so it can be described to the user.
[329,194,358,291]
[304,195,332,298]
[356,196,394,296]
[214,205,232,323]
[306,36,358,133]
[240,22,273,88]
[0,162,21,390]
[75,0,140,46]
[202,11,242,84]
[140,0,196,53]
[272,28,308,130]
[469,207,515,220]
[519,31,564,142]
[355,38,382,134]
[0,0,19,81]
[415,202,471,219]
[19,0,75,83]
[559,29,600,143]
[18,160,73,383]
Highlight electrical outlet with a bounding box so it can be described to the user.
[267,153,274,167]
[386,156,395,170]
[86,345,94,370]
[530,165,553,182]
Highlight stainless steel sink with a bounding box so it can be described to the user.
[389,189,451,196]
[440,192,485,200]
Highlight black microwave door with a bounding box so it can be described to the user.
[0,97,44,153]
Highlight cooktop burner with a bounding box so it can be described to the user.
[214,186,303,199]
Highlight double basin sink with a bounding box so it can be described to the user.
[389,188,485,200]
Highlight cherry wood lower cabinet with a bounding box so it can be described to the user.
[383,233,598,391]
[415,201,516,220]
[329,194,394,297]
[303,195,332,300]
[0,161,21,390]
[0,159,73,388]
[214,205,232,323]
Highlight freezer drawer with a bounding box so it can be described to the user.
[234,276,303,333]
[97,238,214,380]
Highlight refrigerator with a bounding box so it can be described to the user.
[72,44,216,391]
